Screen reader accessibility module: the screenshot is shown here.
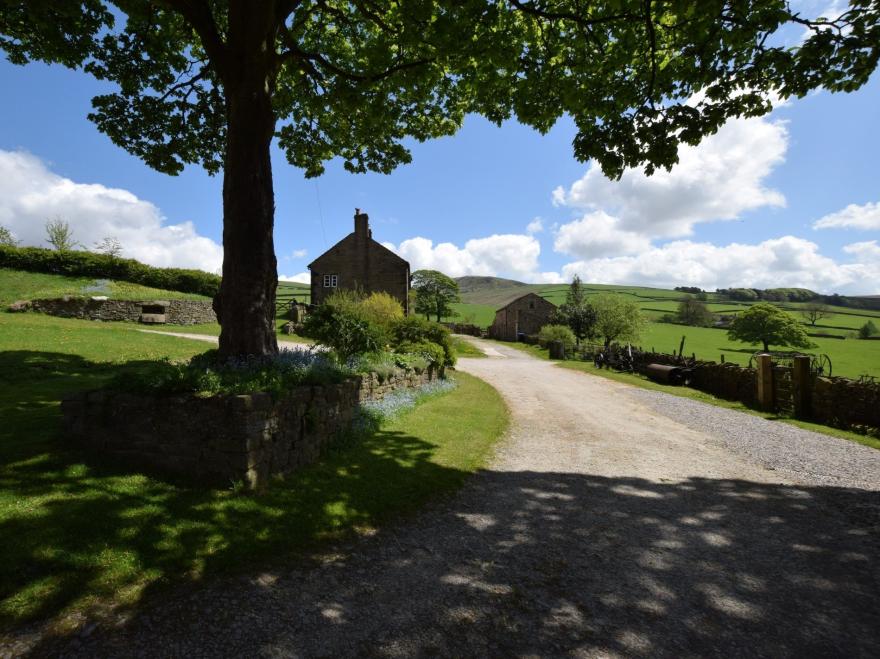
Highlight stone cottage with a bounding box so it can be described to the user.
[489,293,556,341]
[308,210,410,312]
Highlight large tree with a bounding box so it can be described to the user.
[727,302,815,351]
[591,293,644,348]
[412,269,460,322]
[2,2,877,358]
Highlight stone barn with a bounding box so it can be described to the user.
[308,210,410,312]
[490,293,556,341]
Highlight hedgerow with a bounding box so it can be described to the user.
[0,245,220,297]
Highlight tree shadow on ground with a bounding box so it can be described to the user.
[0,351,478,639]
[27,472,880,658]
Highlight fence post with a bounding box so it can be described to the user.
[792,356,812,419]
[756,354,774,411]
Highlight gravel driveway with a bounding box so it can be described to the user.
[20,338,880,657]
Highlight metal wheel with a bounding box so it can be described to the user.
[811,353,832,377]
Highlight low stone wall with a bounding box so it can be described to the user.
[811,376,880,431]
[28,297,216,325]
[61,368,435,489]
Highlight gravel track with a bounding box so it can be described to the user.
[626,388,880,492]
[11,337,880,658]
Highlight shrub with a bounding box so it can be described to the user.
[0,244,220,297]
[359,291,404,330]
[389,316,456,367]
[538,324,576,351]
[859,320,878,339]
[396,340,446,369]
[302,302,384,361]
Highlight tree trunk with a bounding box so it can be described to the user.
[763,339,769,352]
[216,9,278,360]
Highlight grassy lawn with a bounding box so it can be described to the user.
[0,312,507,633]
[167,317,313,344]
[489,338,879,450]
[0,269,210,304]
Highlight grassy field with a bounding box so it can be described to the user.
[0,311,508,633]
[0,269,211,304]
[451,276,880,378]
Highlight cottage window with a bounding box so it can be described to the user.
[323,274,338,288]
[529,301,535,309]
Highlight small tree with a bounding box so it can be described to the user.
[727,303,815,352]
[858,320,878,339]
[0,225,18,247]
[94,235,123,258]
[45,218,79,252]
[555,275,597,345]
[591,294,645,348]
[801,302,830,327]
[677,296,713,327]
[411,270,460,322]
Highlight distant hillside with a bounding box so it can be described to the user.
[455,276,534,306]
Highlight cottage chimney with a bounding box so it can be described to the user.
[354,209,371,238]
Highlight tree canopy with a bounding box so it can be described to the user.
[727,302,815,351]
[3,1,878,357]
[590,294,645,347]
[412,269,460,322]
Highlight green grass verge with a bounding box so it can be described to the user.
[0,268,210,304]
[451,336,487,358]
[488,337,879,451]
[0,312,507,632]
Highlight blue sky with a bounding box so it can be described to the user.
[0,47,878,294]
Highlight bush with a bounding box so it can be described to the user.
[302,302,384,361]
[359,291,404,330]
[0,244,220,297]
[538,324,576,351]
[859,320,878,339]
[389,316,456,367]
[396,340,446,369]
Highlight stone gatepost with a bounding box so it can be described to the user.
[792,355,812,419]
[756,353,774,411]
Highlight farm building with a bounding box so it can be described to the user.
[490,293,556,341]
[308,210,410,312]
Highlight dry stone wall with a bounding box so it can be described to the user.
[28,297,216,325]
[811,376,880,431]
[62,368,435,489]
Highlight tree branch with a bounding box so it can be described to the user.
[508,0,635,27]
[157,0,228,78]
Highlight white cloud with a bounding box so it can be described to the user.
[279,272,310,284]
[290,248,308,259]
[813,202,880,230]
[843,240,880,261]
[554,211,652,259]
[383,233,559,283]
[559,236,880,294]
[0,149,223,272]
[552,113,788,238]
[526,218,544,234]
